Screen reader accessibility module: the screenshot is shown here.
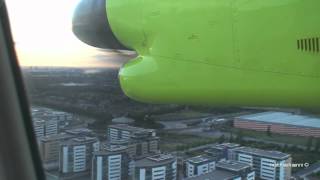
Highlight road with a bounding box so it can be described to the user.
[293,161,320,179]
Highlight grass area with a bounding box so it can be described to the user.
[158,131,217,152]
[151,110,212,121]
[291,153,320,167]
[309,171,320,179]
[230,128,308,146]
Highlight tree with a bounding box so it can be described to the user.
[218,135,225,143]
[236,130,243,144]
[306,136,314,151]
[229,132,234,142]
[315,138,320,152]
[266,125,272,137]
[290,145,299,152]
[282,144,289,152]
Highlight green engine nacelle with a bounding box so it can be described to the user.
[73,0,320,108]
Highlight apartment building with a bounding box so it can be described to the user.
[38,133,74,169]
[59,136,100,174]
[65,128,95,137]
[107,124,156,142]
[33,118,58,139]
[205,143,241,161]
[133,154,177,180]
[92,145,129,180]
[184,160,254,180]
[229,147,291,180]
[31,107,73,132]
[185,155,216,178]
[216,160,255,180]
[107,124,160,158]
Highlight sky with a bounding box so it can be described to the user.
[5,0,129,67]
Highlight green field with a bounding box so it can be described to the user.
[231,128,309,146]
[151,110,212,121]
[158,131,217,152]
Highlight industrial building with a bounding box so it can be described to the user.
[133,154,177,180]
[92,145,129,180]
[229,146,292,180]
[234,111,320,137]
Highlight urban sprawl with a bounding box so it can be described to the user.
[31,106,320,180]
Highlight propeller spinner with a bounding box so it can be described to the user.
[72,0,128,50]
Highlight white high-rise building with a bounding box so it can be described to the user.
[107,124,156,142]
[59,137,99,174]
[38,133,74,170]
[33,119,45,138]
[92,145,129,180]
[183,160,255,180]
[33,118,58,139]
[229,147,292,180]
[106,124,160,158]
[133,154,177,180]
[45,119,58,136]
[185,155,215,178]
[73,145,86,172]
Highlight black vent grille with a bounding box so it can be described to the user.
[297,38,319,52]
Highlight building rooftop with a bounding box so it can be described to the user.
[112,117,135,124]
[187,155,214,164]
[40,133,74,142]
[216,160,251,172]
[232,146,290,160]
[108,138,131,145]
[237,111,320,128]
[184,169,238,180]
[135,154,176,167]
[65,128,93,135]
[94,145,128,156]
[104,145,128,152]
[61,136,98,145]
[211,143,241,150]
[107,135,160,146]
[31,107,72,118]
[147,154,173,162]
[108,124,155,134]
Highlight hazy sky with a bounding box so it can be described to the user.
[6,0,129,67]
